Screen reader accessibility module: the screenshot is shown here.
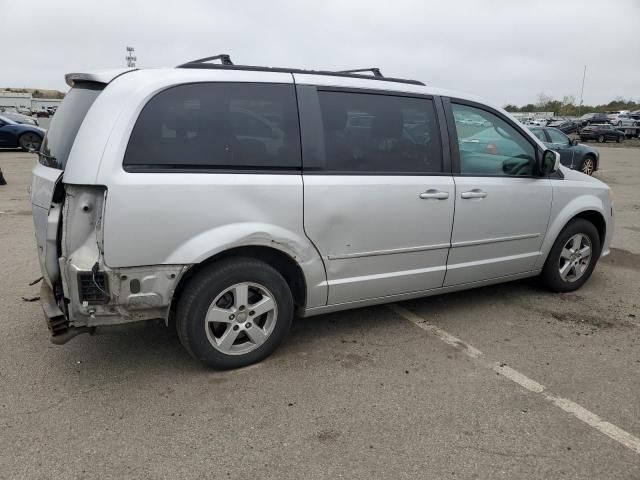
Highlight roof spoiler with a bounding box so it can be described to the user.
[65,68,137,87]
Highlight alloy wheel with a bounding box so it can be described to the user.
[558,233,592,283]
[204,282,278,355]
[581,158,595,175]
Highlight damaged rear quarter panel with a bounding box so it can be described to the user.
[100,173,327,308]
[61,185,189,326]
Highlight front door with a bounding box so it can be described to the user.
[444,100,552,286]
[298,85,454,304]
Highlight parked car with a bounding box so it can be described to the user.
[30,59,613,369]
[36,110,50,118]
[522,118,545,127]
[578,113,610,127]
[0,115,45,150]
[609,114,639,127]
[579,124,625,143]
[546,119,578,134]
[0,111,39,126]
[529,127,599,175]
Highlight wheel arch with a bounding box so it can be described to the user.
[573,210,606,247]
[169,245,310,327]
[536,198,608,270]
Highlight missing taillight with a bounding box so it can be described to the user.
[77,271,110,305]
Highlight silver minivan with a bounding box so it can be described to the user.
[31,56,613,368]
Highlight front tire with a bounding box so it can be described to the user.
[540,219,601,292]
[176,257,294,369]
[18,132,42,152]
[597,134,605,143]
[616,135,623,143]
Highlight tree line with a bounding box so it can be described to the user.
[504,93,640,116]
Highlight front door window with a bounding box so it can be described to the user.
[452,104,536,176]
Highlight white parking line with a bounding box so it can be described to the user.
[388,303,640,456]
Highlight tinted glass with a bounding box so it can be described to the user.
[316,91,442,173]
[40,81,103,169]
[529,128,546,142]
[124,83,300,170]
[547,128,569,144]
[452,103,536,176]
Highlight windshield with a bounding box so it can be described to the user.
[39,81,103,169]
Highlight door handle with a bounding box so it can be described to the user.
[460,189,488,199]
[419,189,449,200]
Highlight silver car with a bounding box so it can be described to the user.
[610,114,639,127]
[30,57,614,369]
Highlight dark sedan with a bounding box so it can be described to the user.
[579,124,625,144]
[0,115,46,151]
[529,127,599,175]
[578,112,610,127]
[546,119,578,134]
[0,111,39,126]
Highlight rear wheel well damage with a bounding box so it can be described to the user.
[169,246,307,327]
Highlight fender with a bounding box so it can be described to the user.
[534,192,607,270]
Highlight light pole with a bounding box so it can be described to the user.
[578,65,587,117]
[126,46,137,68]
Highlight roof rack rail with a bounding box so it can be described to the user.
[337,68,383,78]
[177,54,233,67]
[175,54,424,86]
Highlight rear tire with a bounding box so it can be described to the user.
[580,155,595,175]
[176,257,293,369]
[18,132,42,152]
[540,219,601,292]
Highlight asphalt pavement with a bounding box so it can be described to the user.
[0,147,638,479]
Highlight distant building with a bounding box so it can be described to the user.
[0,91,32,110]
[511,111,555,120]
[0,91,63,113]
[32,98,63,111]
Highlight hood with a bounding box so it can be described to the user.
[9,124,46,135]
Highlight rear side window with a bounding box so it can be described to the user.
[315,91,442,174]
[39,81,103,169]
[547,128,569,144]
[124,83,301,171]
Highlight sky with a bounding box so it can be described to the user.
[1,0,639,106]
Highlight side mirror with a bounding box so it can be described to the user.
[540,149,560,176]
[571,138,579,146]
